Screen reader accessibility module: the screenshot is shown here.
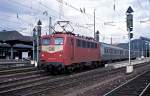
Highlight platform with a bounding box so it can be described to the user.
[105,57,150,69]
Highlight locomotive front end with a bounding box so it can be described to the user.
[40,35,65,72]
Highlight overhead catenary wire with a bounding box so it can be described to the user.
[3,0,149,39]
[3,0,119,32]
[38,0,93,30]
[7,0,92,33]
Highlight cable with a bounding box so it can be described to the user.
[0,18,23,25]
[5,0,97,35]
[7,0,82,26]
[39,0,92,28]
[7,0,59,20]
[0,13,33,25]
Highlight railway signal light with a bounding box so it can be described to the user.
[96,30,99,42]
[32,28,37,65]
[36,20,42,67]
[126,6,134,32]
[127,14,133,31]
[130,33,133,39]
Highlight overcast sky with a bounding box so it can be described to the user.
[0,0,150,44]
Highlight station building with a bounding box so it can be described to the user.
[0,30,33,59]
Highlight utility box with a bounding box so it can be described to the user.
[126,65,133,74]
[22,52,28,59]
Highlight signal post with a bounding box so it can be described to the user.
[126,6,134,73]
[32,20,42,67]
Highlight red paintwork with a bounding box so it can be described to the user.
[40,33,101,66]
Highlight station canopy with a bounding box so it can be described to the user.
[0,30,32,45]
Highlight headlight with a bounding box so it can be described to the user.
[59,54,62,57]
[42,54,44,57]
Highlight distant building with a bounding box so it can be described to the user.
[0,30,33,59]
[117,37,150,57]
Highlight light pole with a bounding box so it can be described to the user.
[141,39,144,58]
[145,42,147,57]
[137,39,140,58]
[86,9,96,39]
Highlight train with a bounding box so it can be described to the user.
[39,21,139,73]
[40,31,138,73]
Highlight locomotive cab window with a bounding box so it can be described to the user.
[55,37,64,45]
[42,38,51,45]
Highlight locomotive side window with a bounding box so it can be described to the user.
[82,40,86,48]
[76,39,98,49]
[95,43,97,48]
[77,39,81,47]
[54,37,64,45]
[42,38,50,45]
[91,43,94,48]
[87,42,90,48]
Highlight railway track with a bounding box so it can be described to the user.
[140,83,150,96]
[0,65,122,96]
[104,69,150,96]
[0,61,149,96]
[0,64,56,96]
[0,61,33,71]
[22,62,150,96]
[0,67,45,81]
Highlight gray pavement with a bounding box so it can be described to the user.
[105,57,150,69]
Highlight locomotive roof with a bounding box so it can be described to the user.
[42,32,97,42]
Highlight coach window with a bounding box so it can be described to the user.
[42,38,51,45]
[115,50,117,54]
[121,51,123,55]
[108,49,110,54]
[54,37,64,45]
[120,51,122,55]
[106,49,108,53]
[104,48,106,53]
[106,48,108,53]
[105,48,107,53]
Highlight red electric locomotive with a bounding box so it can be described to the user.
[40,21,101,73]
